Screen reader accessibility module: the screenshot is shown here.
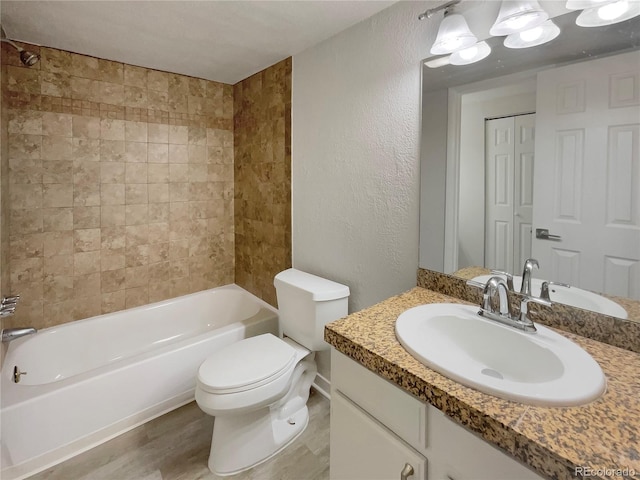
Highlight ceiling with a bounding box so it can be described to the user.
[0,0,397,84]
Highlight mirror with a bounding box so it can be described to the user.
[419,8,640,322]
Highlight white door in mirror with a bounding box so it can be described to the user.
[395,303,606,407]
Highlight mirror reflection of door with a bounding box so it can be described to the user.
[532,50,640,300]
[485,114,535,273]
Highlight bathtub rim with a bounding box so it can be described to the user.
[0,283,279,480]
[1,284,278,405]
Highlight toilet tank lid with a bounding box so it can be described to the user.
[274,268,350,302]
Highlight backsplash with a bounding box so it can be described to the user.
[1,42,241,330]
[417,268,640,354]
[233,58,291,307]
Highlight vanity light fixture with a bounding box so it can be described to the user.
[424,56,452,68]
[418,0,477,55]
[490,0,549,36]
[575,0,640,26]
[450,41,492,65]
[504,19,561,48]
[430,7,478,55]
[565,0,617,9]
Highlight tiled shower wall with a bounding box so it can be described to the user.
[1,43,236,330]
[234,58,292,306]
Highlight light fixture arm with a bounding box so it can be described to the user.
[418,0,462,20]
[0,37,24,52]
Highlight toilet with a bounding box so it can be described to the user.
[195,268,350,476]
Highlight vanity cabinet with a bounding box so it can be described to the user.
[330,350,543,480]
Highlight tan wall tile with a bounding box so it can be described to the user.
[8,110,42,135]
[74,138,101,162]
[101,184,125,205]
[102,290,125,314]
[124,65,147,87]
[148,124,168,143]
[125,163,147,184]
[100,161,125,184]
[74,228,101,252]
[9,158,42,184]
[74,251,100,275]
[125,286,148,308]
[4,44,242,329]
[9,134,41,159]
[148,143,168,163]
[41,48,72,74]
[124,141,147,163]
[42,136,73,160]
[74,206,101,229]
[169,125,188,145]
[101,205,126,227]
[44,254,74,277]
[41,71,71,97]
[100,118,125,141]
[149,203,169,223]
[99,139,125,162]
[6,65,40,94]
[147,70,169,92]
[73,183,101,207]
[43,207,73,232]
[125,204,148,225]
[72,116,101,139]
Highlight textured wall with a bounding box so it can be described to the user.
[291,2,424,314]
[1,42,235,330]
[234,58,292,307]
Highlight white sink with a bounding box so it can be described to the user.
[395,303,606,407]
[472,274,627,319]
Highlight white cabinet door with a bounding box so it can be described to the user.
[330,391,427,480]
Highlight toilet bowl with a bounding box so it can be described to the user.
[195,269,349,476]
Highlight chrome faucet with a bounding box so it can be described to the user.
[540,281,571,301]
[480,276,511,317]
[1,327,36,343]
[520,258,539,296]
[467,275,551,333]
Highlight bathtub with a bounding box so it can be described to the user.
[0,284,278,480]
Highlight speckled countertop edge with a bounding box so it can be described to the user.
[325,287,640,480]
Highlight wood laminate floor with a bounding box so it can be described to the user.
[29,390,330,480]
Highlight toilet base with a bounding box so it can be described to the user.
[208,404,309,476]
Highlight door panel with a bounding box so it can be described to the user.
[532,50,640,298]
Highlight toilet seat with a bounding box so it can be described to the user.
[198,334,297,394]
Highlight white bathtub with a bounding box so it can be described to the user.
[0,284,278,480]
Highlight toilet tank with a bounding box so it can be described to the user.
[274,268,350,351]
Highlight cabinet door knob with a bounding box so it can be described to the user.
[400,463,414,480]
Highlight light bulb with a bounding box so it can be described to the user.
[458,45,479,60]
[598,0,629,19]
[520,26,544,41]
[505,12,539,30]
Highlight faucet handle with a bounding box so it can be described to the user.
[2,295,20,305]
[465,279,485,290]
[540,281,571,301]
[518,294,552,329]
[489,270,514,290]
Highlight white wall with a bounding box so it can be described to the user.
[292,1,427,316]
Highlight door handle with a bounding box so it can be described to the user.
[535,228,561,241]
[400,463,414,480]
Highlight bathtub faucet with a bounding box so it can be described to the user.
[1,327,37,343]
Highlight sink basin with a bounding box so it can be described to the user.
[395,303,606,406]
[472,274,627,319]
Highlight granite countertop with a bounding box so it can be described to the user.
[324,287,640,480]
